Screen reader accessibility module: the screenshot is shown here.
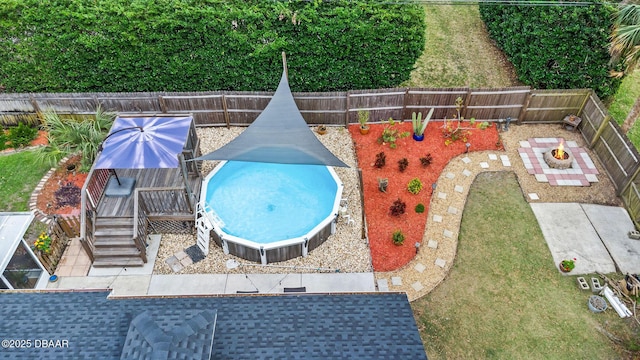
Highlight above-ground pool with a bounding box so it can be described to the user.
[200,161,343,264]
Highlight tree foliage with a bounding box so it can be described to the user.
[479,1,622,99]
[0,0,425,93]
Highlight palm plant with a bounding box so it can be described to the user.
[35,106,114,171]
[609,3,640,133]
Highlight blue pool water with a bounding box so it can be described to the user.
[204,161,339,244]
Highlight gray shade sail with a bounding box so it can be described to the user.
[194,71,348,167]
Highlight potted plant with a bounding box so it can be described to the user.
[317,125,327,135]
[559,258,576,272]
[358,110,370,135]
[411,108,434,141]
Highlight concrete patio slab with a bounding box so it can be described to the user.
[581,204,640,274]
[530,203,616,275]
[47,275,115,290]
[301,273,376,293]
[108,275,151,297]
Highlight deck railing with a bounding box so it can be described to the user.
[132,188,149,263]
[79,167,110,261]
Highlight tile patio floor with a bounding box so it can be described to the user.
[54,237,91,277]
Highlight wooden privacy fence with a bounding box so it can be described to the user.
[578,92,640,229]
[4,86,640,227]
[0,87,592,127]
[36,215,80,274]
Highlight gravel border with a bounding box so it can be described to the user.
[153,126,373,275]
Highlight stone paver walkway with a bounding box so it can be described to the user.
[374,151,512,301]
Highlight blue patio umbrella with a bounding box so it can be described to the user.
[94,116,192,193]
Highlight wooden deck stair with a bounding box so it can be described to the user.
[92,217,144,267]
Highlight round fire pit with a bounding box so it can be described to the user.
[544,148,573,169]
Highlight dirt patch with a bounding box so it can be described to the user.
[35,154,87,216]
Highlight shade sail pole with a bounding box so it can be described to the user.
[282,51,288,78]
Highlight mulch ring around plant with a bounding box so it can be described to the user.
[36,154,87,216]
[349,121,500,272]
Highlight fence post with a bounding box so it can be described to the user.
[402,88,409,121]
[461,88,472,119]
[158,96,167,113]
[345,90,351,128]
[619,162,640,197]
[589,115,611,149]
[221,94,230,128]
[517,91,532,125]
[577,91,590,117]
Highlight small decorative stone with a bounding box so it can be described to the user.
[411,281,424,291]
[447,206,458,215]
[443,229,454,238]
[479,162,489,169]
[391,277,402,286]
[435,258,447,268]
[488,154,498,160]
[446,172,455,179]
[377,279,389,292]
[462,157,472,164]
[535,174,548,182]
[427,240,438,249]
[432,214,443,223]
[454,185,463,193]
[462,169,472,177]
[528,193,539,200]
[414,263,426,273]
[437,192,447,200]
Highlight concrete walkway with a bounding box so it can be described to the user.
[47,271,376,297]
[531,203,640,275]
[48,234,376,296]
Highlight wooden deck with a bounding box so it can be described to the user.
[96,168,201,217]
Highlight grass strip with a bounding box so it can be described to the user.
[0,151,52,212]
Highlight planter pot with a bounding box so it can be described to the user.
[359,126,370,135]
[317,127,327,135]
[412,133,424,141]
[588,295,607,313]
[559,263,572,273]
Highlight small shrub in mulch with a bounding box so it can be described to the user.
[392,229,405,246]
[389,198,406,216]
[54,182,81,209]
[398,157,409,172]
[420,153,433,167]
[374,151,386,168]
[415,203,425,213]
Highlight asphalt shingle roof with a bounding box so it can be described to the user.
[0,291,427,360]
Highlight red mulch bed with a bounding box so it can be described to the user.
[349,121,500,271]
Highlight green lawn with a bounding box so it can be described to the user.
[0,151,51,212]
[403,5,516,88]
[412,172,628,359]
[608,72,640,148]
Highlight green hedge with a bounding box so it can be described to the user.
[0,0,425,93]
[479,2,622,99]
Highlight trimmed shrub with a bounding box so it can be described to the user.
[479,1,621,99]
[415,203,425,213]
[0,1,425,93]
